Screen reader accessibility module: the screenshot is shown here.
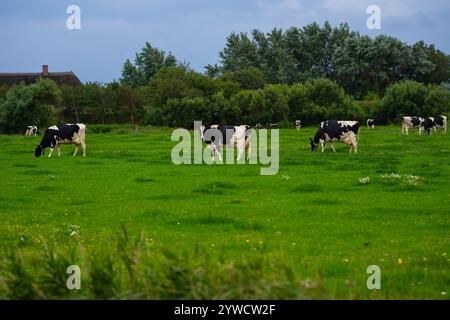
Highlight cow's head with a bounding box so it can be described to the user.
[34,145,44,157]
[309,137,318,152]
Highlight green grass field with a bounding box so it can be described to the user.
[0,125,448,299]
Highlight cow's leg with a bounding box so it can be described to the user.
[245,139,251,161]
[81,141,86,157]
[57,145,61,157]
[213,145,222,161]
[48,148,54,158]
[321,143,325,152]
[73,144,80,157]
[237,148,243,161]
[330,143,336,152]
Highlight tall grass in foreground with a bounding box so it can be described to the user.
[0,226,321,300]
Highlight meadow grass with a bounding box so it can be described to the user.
[0,125,448,299]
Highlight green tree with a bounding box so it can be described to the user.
[219,32,259,72]
[0,79,61,133]
[416,43,450,84]
[221,67,265,90]
[424,85,450,115]
[377,80,428,123]
[120,42,178,87]
[60,84,81,123]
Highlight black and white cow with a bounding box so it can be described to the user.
[35,124,87,158]
[310,120,358,153]
[423,117,436,135]
[433,114,447,133]
[367,119,375,129]
[199,125,252,161]
[401,116,425,135]
[254,123,264,129]
[295,120,302,130]
[25,126,38,136]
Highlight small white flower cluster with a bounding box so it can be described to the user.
[380,173,422,186]
[402,175,422,186]
[282,174,290,180]
[68,224,81,237]
[380,173,401,179]
[358,177,371,184]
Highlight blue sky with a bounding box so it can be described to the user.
[1,0,449,83]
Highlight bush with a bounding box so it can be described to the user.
[0,79,61,134]
[424,85,450,116]
[222,67,266,90]
[377,80,450,123]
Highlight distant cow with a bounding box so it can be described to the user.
[401,116,425,135]
[199,125,251,161]
[310,120,358,153]
[295,120,302,130]
[254,123,263,129]
[433,114,447,133]
[25,126,38,136]
[35,124,87,158]
[423,117,436,135]
[367,119,375,129]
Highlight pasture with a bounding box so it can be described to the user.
[0,125,448,299]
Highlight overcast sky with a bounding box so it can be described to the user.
[1,0,449,83]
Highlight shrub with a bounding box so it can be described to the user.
[377,80,450,123]
[0,79,61,134]
[377,80,427,123]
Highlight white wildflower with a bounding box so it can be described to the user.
[358,177,370,184]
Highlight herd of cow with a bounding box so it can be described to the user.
[24,114,447,159]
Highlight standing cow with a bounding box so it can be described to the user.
[433,114,447,133]
[34,124,87,158]
[310,120,358,153]
[423,117,436,135]
[199,125,251,161]
[401,116,425,135]
[295,120,302,130]
[25,126,38,136]
[367,119,375,129]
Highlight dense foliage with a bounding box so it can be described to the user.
[208,22,449,99]
[0,79,61,133]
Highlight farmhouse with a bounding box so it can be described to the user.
[0,65,81,86]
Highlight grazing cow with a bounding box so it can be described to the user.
[422,117,436,135]
[35,123,86,158]
[25,126,38,136]
[199,125,251,161]
[367,119,375,129]
[401,116,425,135]
[295,120,302,130]
[433,114,447,133]
[310,120,358,153]
[254,123,263,129]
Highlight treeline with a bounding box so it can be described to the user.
[0,80,142,133]
[206,22,450,98]
[1,22,449,133]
